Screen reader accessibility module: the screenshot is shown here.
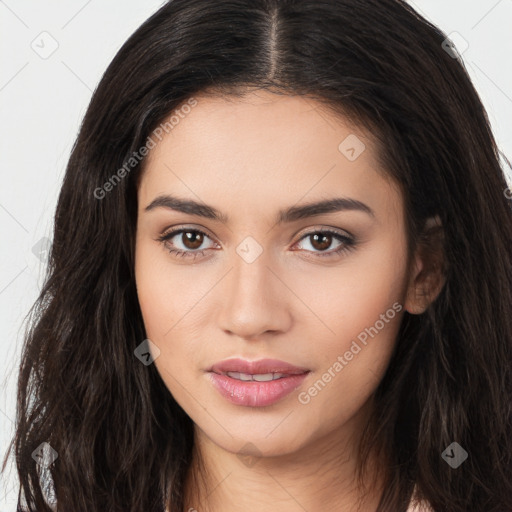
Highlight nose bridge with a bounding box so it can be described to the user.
[231,244,271,298]
[217,237,290,337]
[228,240,275,310]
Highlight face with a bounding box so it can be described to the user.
[135,90,415,458]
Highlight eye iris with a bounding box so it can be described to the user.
[311,233,331,251]
[183,231,204,250]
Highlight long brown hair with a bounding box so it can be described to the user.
[3,0,512,510]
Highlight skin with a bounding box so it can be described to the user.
[134,90,445,512]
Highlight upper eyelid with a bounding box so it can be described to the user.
[296,226,354,240]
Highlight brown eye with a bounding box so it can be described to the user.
[295,229,356,259]
[180,230,204,250]
[309,232,333,251]
[157,227,217,260]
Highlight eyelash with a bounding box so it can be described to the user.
[157,226,356,261]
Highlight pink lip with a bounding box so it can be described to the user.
[209,358,310,375]
[207,358,310,407]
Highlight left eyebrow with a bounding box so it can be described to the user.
[144,194,375,224]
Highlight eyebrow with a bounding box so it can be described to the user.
[144,194,375,223]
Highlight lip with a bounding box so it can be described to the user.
[207,358,310,407]
[209,358,310,375]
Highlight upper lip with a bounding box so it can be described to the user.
[209,358,310,376]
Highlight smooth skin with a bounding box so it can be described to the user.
[134,90,445,512]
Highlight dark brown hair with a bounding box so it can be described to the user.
[3,0,512,510]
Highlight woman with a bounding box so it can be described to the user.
[3,0,512,511]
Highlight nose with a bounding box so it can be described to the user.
[216,248,292,340]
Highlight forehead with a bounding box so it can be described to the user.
[138,90,402,226]
[147,90,375,160]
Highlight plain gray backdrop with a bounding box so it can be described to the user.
[1,1,511,509]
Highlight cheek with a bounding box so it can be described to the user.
[135,242,172,338]
[296,298,404,436]
[134,240,212,398]
[135,239,208,339]
[134,244,194,405]
[291,234,407,419]
[292,229,407,349]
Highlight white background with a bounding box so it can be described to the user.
[1,1,511,509]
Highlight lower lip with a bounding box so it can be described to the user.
[207,372,310,407]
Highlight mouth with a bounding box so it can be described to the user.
[206,358,311,407]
